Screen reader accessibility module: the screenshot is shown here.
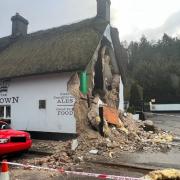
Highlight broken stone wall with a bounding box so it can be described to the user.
[67,73,89,134]
[67,41,123,136]
[97,45,121,109]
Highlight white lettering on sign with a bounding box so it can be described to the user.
[57,108,74,116]
[0,97,19,104]
[54,93,75,116]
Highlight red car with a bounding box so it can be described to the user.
[0,121,32,156]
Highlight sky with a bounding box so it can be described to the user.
[0,0,180,42]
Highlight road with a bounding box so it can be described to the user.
[145,112,180,136]
[8,112,180,179]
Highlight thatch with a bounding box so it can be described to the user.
[110,27,127,84]
[0,36,12,52]
[0,18,108,79]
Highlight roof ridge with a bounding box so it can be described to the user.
[0,16,108,79]
[24,17,107,38]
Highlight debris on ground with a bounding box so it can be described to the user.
[103,105,123,127]
[173,136,180,142]
[142,120,155,132]
[89,149,99,155]
[13,110,174,171]
[71,139,78,151]
[153,133,174,144]
[144,169,180,180]
[12,73,175,172]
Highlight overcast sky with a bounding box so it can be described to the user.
[0,0,180,42]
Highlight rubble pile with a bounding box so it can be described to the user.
[144,169,180,180]
[16,111,173,171]
[15,73,173,170]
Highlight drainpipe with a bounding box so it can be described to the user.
[80,71,88,95]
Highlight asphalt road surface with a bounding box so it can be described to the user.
[102,113,180,174]
[146,112,180,136]
[8,112,180,179]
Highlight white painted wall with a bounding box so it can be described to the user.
[0,73,76,133]
[150,104,180,112]
[119,76,124,111]
[104,25,113,44]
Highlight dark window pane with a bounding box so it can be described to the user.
[39,100,46,109]
[0,106,4,118]
[6,106,11,118]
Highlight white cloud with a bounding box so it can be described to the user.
[123,10,180,42]
[111,0,180,41]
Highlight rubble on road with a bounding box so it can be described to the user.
[71,139,78,151]
[12,74,174,171]
[144,169,180,180]
[142,120,156,132]
[89,149,99,155]
[13,110,174,171]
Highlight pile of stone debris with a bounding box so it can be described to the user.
[11,73,175,174]
[17,111,173,171]
[144,169,180,180]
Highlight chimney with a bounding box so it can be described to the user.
[11,13,29,37]
[96,0,111,22]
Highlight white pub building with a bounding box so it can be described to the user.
[0,0,125,138]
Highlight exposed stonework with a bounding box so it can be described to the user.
[67,73,81,99]
[104,74,120,108]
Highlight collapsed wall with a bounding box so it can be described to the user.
[67,41,124,136]
[66,42,173,157]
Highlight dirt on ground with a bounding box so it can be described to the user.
[11,112,174,175]
[10,161,149,180]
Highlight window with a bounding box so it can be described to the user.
[0,106,4,118]
[39,100,46,109]
[6,106,11,118]
[0,106,11,119]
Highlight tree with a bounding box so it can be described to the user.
[129,83,143,112]
[126,34,180,104]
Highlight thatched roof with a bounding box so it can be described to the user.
[0,36,11,52]
[111,27,127,84]
[0,18,108,79]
